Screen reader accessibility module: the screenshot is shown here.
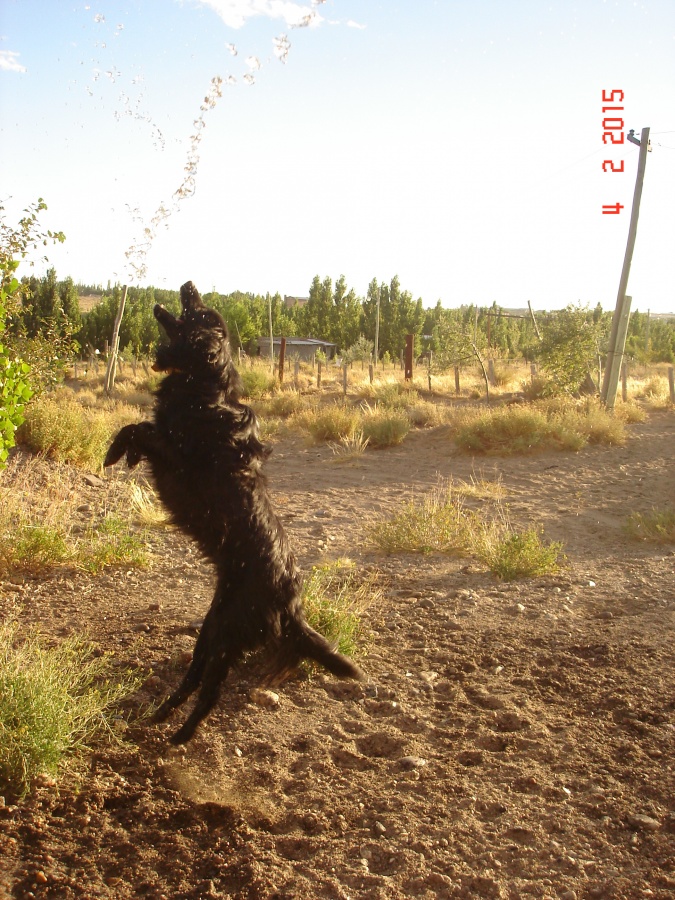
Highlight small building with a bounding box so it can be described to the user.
[257,337,338,362]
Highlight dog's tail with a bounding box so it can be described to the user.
[266,618,364,685]
[299,620,364,680]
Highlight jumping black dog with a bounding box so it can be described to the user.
[104,281,363,744]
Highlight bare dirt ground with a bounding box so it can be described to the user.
[1,410,674,899]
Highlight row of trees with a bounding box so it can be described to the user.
[7,269,675,376]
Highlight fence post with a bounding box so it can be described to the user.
[278,337,286,383]
[669,367,675,403]
[294,359,300,389]
[342,364,348,397]
[369,363,374,384]
[454,366,460,394]
[621,361,628,402]
[317,360,322,389]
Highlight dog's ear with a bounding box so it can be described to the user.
[180,281,205,313]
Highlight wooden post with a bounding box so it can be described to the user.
[268,294,274,374]
[278,337,286,383]
[342,364,348,396]
[668,367,675,404]
[294,358,300,388]
[317,360,322,389]
[369,363,374,384]
[488,359,496,386]
[621,361,628,402]
[454,366,460,394]
[528,300,542,341]
[404,334,413,381]
[104,285,128,395]
[602,126,650,406]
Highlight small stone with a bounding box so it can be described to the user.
[399,756,427,770]
[418,598,435,609]
[188,619,204,631]
[627,813,660,831]
[560,891,576,900]
[234,747,243,757]
[374,821,386,834]
[250,688,280,708]
[33,872,48,885]
[83,474,105,487]
[149,602,161,611]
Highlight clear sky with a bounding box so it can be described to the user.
[1,0,674,314]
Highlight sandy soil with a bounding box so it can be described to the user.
[0,411,674,900]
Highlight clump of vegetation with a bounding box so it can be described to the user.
[454,400,626,455]
[359,404,410,448]
[301,559,378,660]
[328,430,370,461]
[241,368,278,400]
[367,483,564,581]
[17,392,138,470]
[367,487,474,556]
[626,507,675,544]
[0,619,141,800]
[293,403,360,444]
[473,525,564,581]
[0,513,149,576]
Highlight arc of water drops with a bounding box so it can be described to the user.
[124,74,224,282]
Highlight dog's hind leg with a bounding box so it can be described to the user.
[169,646,237,745]
[153,608,215,724]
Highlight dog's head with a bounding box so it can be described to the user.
[153,281,243,399]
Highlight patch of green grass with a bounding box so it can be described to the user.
[473,526,564,581]
[0,620,141,800]
[301,559,378,660]
[626,507,675,543]
[0,513,149,576]
[76,516,149,574]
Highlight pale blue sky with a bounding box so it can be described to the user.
[1,0,674,313]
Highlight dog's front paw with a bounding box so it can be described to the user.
[104,423,140,468]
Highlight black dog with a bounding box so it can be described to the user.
[104,281,363,744]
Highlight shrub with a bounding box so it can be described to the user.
[241,368,278,400]
[0,620,141,800]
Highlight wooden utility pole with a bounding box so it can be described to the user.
[374,285,381,364]
[601,126,650,408]
[104,285,128,395]
[267,294,274,373]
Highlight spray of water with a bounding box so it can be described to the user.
[123,74,225,283]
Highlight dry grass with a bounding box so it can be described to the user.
[17,390,141,471]
[366,481,564,580]
[626,507,675,544]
